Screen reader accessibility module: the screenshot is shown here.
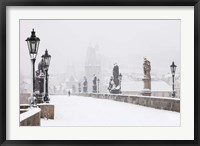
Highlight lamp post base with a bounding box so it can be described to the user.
[172,92,176,98]
[43,95,50,103]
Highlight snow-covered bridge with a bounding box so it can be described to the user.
[41,95,180,127]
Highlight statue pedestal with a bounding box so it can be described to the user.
[93,85,97,93]
[83,86,88,93]
[142,77,151,96]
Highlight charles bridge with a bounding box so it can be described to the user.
[20,92,180,126]
[20,29,180,126]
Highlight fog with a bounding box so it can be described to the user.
[20,19,181,76]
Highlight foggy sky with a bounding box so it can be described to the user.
[20,19,181,76]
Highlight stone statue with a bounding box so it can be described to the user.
[142,57,151,96]
[108,63,122,94]
[38,58,45,74]
[93,75,97,86]
[34,59,46,103]
[143,57,151,78]
[113,63,119,86]
[108,76,114,91]
[92,74,97,93]
[83,76,88,93]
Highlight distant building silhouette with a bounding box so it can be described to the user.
[85,43,101,92]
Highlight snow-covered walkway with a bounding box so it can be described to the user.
[41,95,180,127]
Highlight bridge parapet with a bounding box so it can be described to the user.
[76,93,180,112]
[20,107,41,126]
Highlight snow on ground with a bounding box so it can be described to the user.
[41,95,180,127]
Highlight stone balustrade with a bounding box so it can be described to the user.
[20,107,41,126]
[38,103,54,119]
[20,103,55,119]
[76,93,180,112]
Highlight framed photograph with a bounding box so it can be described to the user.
[0,0,199,145]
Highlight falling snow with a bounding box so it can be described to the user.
[41,95,180,127]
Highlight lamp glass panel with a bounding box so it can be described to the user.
[48,57,51,65]
[36,41,40,53]
[27,41,31,53]
[30,41,36,53]
[170,66,173,74]
[174,66,176,73]
[45,58,49,66]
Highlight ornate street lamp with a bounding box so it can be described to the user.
[42,49,51,103]
[97,78,100,93]
[26,29,40,107]
[170,61,177,98]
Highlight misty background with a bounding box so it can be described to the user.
[20,20,180,75]
[20,19,181,94]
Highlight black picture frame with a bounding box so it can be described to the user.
[0,0,199,145]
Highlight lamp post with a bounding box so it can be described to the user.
[42,49,51,103]
[26,29,40,107]
[97,78,100,93]
[170,61,177,98]
[118,73,122,93]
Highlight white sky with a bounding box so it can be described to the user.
[20,19,181,76]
